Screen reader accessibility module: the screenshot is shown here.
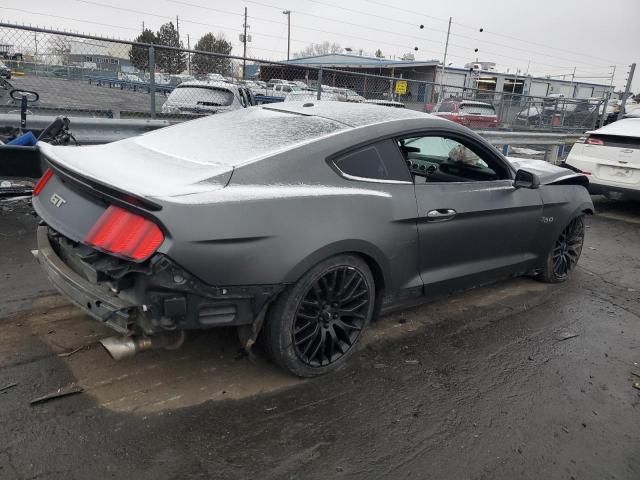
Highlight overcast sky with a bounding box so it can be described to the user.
[1,0,639,91]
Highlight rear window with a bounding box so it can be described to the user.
[437,102,455,113]
[460,103,496,115]
[588,134,640,149]
[135,108,348,167]
[169,86,234,107]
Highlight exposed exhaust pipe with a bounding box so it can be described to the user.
[100,331,185,361]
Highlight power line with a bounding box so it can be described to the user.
[0,6,140,32]
[306,0,617,69]
[164,0,447,58]
[364,0,626,65]
[239,0,617,72]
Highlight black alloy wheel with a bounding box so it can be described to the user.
[264,255,375,377]
[292,266,369,367]
[540,216,585,283]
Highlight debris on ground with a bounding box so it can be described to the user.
[556,332,580,342]
[632,382,640,391]
[404,360,419,365]
[30,384,84,405]
[0,382,18,392]
[57,343,96,358]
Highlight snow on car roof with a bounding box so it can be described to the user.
[133,106,350,167]
[265,100,427,127]
[593,118,640,137]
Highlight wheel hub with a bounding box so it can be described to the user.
[292,266,370,367]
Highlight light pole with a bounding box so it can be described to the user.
[283,10,291,61]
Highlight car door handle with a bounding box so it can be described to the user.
[426,209,457,221]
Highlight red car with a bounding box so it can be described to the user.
[432,99,498,129]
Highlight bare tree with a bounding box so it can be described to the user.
[48,36,72,65]
[292,42,343,58]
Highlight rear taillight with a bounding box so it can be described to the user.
[84,205,164,261]
[586,137,604,146]
[33,168,54,196]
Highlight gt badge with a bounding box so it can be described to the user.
[541,216,554,224]
[50,193,67,208]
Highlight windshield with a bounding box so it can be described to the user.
[460,103,496,115]
[168,86,234,107]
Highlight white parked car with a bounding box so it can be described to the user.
[161,81,250,115]
[565,118,640,199]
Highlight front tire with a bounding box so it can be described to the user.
[264,254,375,377]
[539,215,585,283]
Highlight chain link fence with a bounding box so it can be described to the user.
[1,23,608,132]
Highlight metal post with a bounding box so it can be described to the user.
[544,145,560,165]
[187,34,191,75]
[438,17,452,101]
[600,65,616,128]
[149,46,156,118]
[317,68,323,100]
[242,7,248,79]
[617,62,636,120]
[283,10,291,61]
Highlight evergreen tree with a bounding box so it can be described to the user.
[156,22,186,74]
[129,29,157,72]
[192,33,233,75]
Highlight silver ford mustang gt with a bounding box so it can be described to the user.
[32,102,593,377]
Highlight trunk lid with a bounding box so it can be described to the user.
[581,133,640,185]
[32,170,111,243]
[39,139,233,200]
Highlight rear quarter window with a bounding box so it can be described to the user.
[333,140,411,182]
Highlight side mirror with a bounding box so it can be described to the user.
[514,169,540,189]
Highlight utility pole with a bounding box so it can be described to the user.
[598,65,617,128]
[282,10,291,61]
[176,16,180,40]
[569,66,576,97]
[618,62,636,120]
[438,16,452,102]
[242,7,248,79]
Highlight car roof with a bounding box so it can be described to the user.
[593,118,640,137]
[264,101,429,127]
[176,80,237,91]
[459,100,493,106]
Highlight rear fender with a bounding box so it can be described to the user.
[282,239,390,290]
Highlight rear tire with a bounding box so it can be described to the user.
[539,215,585,283]
[264,254,375,378]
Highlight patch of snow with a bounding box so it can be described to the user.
[510,147,544,156]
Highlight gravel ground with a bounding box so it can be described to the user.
[0,197,638,480]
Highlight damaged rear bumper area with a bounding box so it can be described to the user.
[35,225,283,336]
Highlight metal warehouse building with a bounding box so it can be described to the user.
[266,54,613,102]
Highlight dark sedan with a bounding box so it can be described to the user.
[32,102,593,377]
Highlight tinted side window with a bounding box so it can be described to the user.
[334,140,411,182]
